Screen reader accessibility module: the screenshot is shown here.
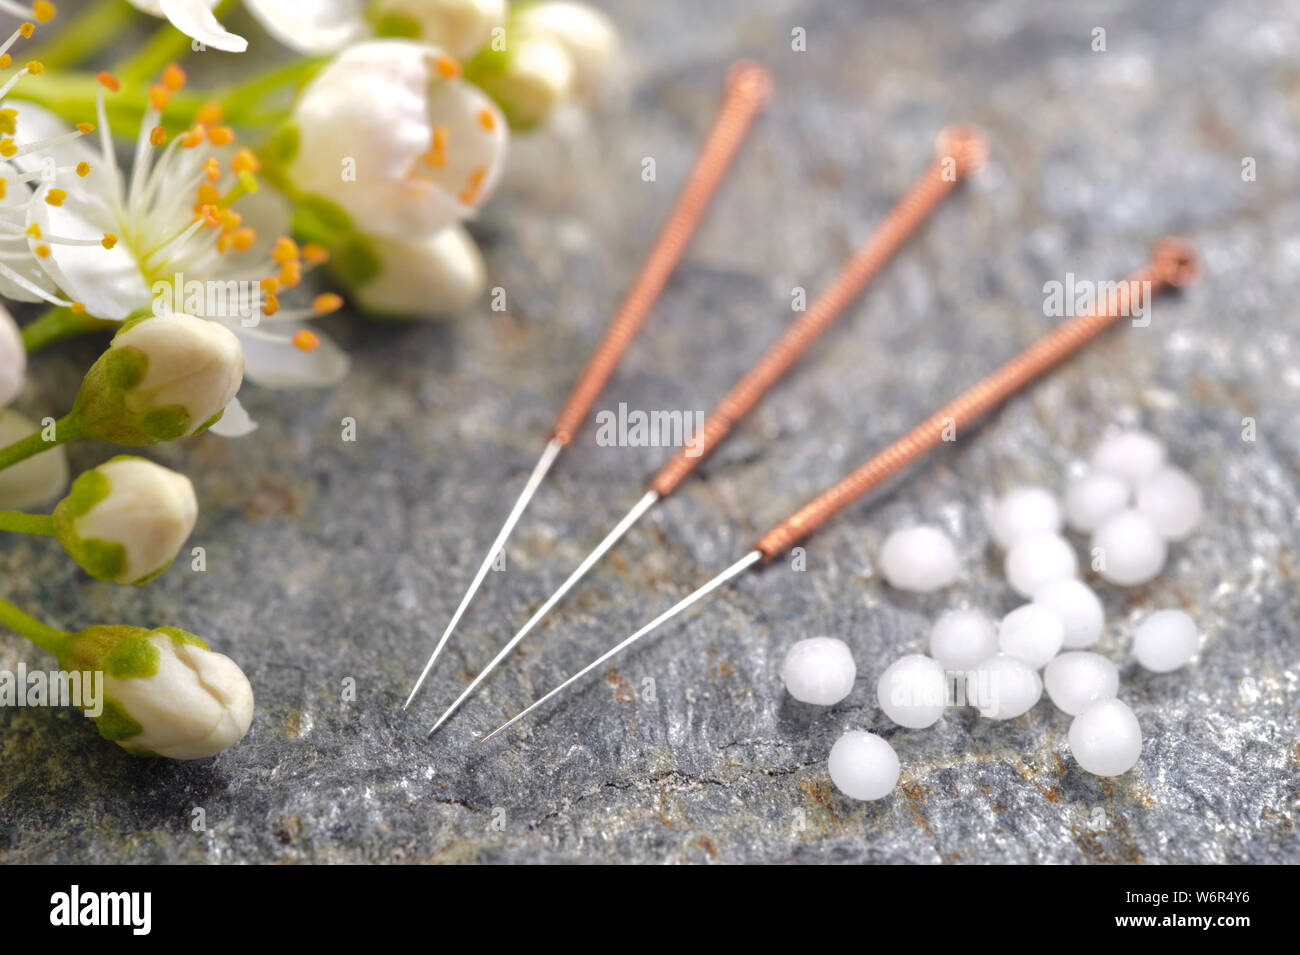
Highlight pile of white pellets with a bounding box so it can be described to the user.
[779,428,1204,802]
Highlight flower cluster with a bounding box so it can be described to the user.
[0,0,619,760]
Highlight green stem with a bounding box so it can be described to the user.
[0,414,82,473]
[21,306,118,353]
[0,511,56,536]
[23,0,139,70]
[0,595,70,657]
[115,0,240,85]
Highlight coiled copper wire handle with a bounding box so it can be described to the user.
[649,126,988,496]
[549,62,773,446]
[753,238,1199,560]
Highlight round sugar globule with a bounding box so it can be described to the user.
[989,486,1063,549]
[1132,609,1199,672]
[878,524,958,593]
[876,654,947,728]
[1044,651,1119,716]
[929,608,998,670]
[1032,577,1104,649]
[1004,531,1078,597]
[998,603,1065,669]
[1135,466,1203,541]
[781,636,856,705]
[1068,698,1142,776]
[827,730,900,801]
[967,654,1042,719]
[1089,429,1165,487]
[1064,470,1130,533]
[1092,509,1167,587]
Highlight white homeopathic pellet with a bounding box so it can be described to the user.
[1032,577,1105,649]
[1044,651,1119,716]
[1089,429,1166,486]
[876,654,947,728]
[827,730,899,801]
[1092,509,1167,586]
[1064,470,1130,533]
[988,486,1063,549]
[1004,531,1078,597]
[998,603,1065,669]
[1068,698,1142,776]
[878,525,958,593]
[1136,466,1203,541]
[967,654,1042,719]
[929,608,998,670]
[781,637,857,705]
[1132,609,1199,672]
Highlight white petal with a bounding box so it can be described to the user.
[351,225,484,317]
[244,0,367,54]
[206,394,259,437]
[236,327,350,389]
[0,303,25,406]
[159,0,248,52]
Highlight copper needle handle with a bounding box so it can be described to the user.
[754,238,1200,560]
[649,126,988,497]
[549,61,773,447]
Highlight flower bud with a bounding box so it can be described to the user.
[59,625,254,760]
[0,303,24,407]
[467,31,574,128]
[513,2,619,100]
[70,313,244,445]
[288,40,509,239]
[53,456,198,585]
[370,0,506,59]
[346,225,486,318]
[0,409,69,510]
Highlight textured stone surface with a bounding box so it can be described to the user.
[2,0,1299,863]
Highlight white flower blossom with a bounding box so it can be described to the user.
[287,39,508,239]
[59,624,254,759]
[54,455,198,585]
[0,53,350,432]
[124,0,248,52]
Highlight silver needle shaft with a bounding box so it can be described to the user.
[428,489,660,735]
[478,550,761,744]
[403,438,563,711]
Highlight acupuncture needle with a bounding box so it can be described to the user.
[402,62,774,711]
[427,126,988,735]
[479,238,1199,742]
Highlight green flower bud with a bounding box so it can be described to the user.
[513,2,619,101]
[467,29,574,129]
[58,625,254,760]
[53,456,198,585]
[70,313,244,445]
[369,0,506,59]
[346,226,486,318]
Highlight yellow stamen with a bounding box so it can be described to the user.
[182,125,205,148]
[271,236,299,265]
[149,84,170,110]
[44,188,66,207]
[207,125,235,146]
[18,24,34,39]
[34,244,50,258]
[478,108,496,132]
[76,122,94,134]
[75,161,91,177]
[278,260,302,288]
[199,204,221,228]
[0,109,16,135]
[96,71,120,92]
[101,233,118,249]
[70,303,88,317]
[0,56,11,70]
[435,55,461,79]
[218,209,241,231]
[232,147,259,174]
[0,180,6,200]
[204,157,221,182]
[458,166,486,205]
[230,227,256,252]
[162,63,186,92]
[196,182,220,206]
[33,3,56,24]
[423,125,448,167]
[259,277,279,295]
[196,102,222,126]
[312,293,343,315]
[302,243,329,266]
[292,329,320,352]
[25,223,40,239]
[262,294,280,317]
[150,126,167,146]
[25,60,44,74]
[0,140,15,158]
